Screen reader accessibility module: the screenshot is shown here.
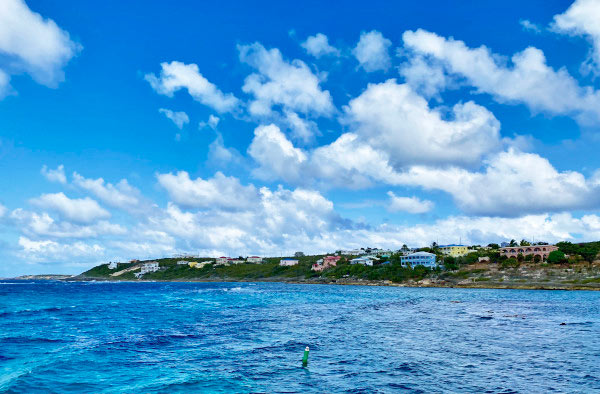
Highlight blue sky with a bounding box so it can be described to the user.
[2,0,600,276]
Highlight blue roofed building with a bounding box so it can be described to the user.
[400,252,437,268]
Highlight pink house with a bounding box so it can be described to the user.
[500,245,558,261]
[312,255,341,272]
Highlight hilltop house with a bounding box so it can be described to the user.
[439,244,470,257]
[312,255,341,271]
[215,257,228,265]
[280,258,299,266]
[228,258,243,264]
[340,249,362,256]
[247,256,263,263]
[108,262,118,270]
[499,245,558,261]
[140,261,159,274]
[401,252,437,268]
[177,260,188,265]
[350,257,374,266]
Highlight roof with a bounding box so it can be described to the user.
[281,258,298,261]
[404,252,435,257]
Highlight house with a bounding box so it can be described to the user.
[311,255,340,271]
[228,258,244,264]
[188,261,198,268]
[140,261,159,274]
[177,260,189,265]
[438,244,470,257]
[247,256,263,263]
[108,262,118,270]
[350,257,374,266]
[323,255,341,265]
[499,245,558,261]
[478,257,490,263]
[215,257,228,265]
[280,258,299,266]
[340,249,362,256]
[401,252,437,268]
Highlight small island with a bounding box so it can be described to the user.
[73,240,600,290]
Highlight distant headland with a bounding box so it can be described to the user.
[24,240,599,291]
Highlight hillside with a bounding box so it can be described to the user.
[78,245,600,290]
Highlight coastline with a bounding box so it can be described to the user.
[17,274,598,291]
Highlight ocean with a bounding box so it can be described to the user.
[1,281,599,393]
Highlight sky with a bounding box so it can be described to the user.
[2,0,600,276]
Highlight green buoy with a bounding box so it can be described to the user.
[302,346,310,366]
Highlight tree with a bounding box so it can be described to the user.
[431,241,438,249]
[487,243,499,249]
[533,255,542,264]
[520,239,531,246]
[547,250,566,264]
[509,239,518,247]
[580,246,599,265]
[401,244,409,252]
[517,253,524,262]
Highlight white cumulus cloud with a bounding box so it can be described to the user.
[239,42,335,117]
[145,61,239,113]
[29,192,110,224]
[353,30,392,72]
[41,164,66,184]
[156,171,260,210]
[551,0,600,73]
[387,192,433,214]
[159,108,189,129]
[301,33,340,58]
[0,0,80,97]
[402,28,600,125]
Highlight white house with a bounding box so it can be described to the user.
[108,262,118,270]
[140,261,159,274]
[280,258,299,266]
[215,257,228,265]
[177,260,188,265]
[247,256,263,263]
[228,258,244,264]
[340,249,362,256]
[400,252,437,268]
[350,257,374,266]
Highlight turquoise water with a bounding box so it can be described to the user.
[1,281,599,393]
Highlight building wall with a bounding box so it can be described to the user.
[499,245,558,260]
[440,246,470,257]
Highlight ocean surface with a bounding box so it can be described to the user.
[1,281,599,393]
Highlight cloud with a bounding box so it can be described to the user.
[17,236,104,263]
[41,164,66,184]
[402,29,600,124]
[520,19,542,34]
[398,54,450,99]
[387,192,433,214]
[551,0,600,73]
[344,79,501,169]
[207,133,243,166]
[72,172,142,212]
[238,42,335,117]
[283,110,319,143]
[159,108,189,129]
[353,30,392,72]
[145,61,239,113]
[0,0,80,97]
[29,192,110,224]
[156,171,260,210]
[395,149,600,217]
[301,33,340,58]
[11,209,125,238]
[247,124,308,182]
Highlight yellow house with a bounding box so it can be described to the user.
[439,244,470,257]
[188,262,198,268]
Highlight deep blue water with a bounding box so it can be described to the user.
[1,281,599,393]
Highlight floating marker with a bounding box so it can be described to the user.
[302,346,310,366]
